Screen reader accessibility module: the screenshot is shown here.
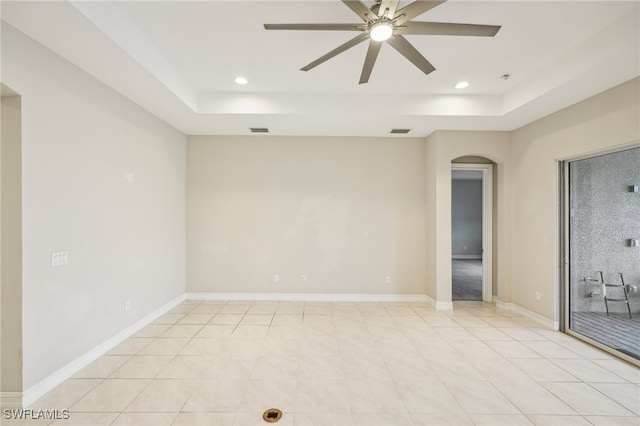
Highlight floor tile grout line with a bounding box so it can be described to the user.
[113,301,208,419]
[547,358,633,384]
[27,300,640,425]
[44,377,107,414]
[583,381,639,416]
[540,381,637,419]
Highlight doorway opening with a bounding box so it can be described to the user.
[1,84,24,403]
[451,163,493,302]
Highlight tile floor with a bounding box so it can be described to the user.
[9,300,640,426]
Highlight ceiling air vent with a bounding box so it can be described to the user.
[250,127,269,133]
[390,128,411,134]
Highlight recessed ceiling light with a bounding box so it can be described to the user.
[454,81,469,89]
[235,77,248,85]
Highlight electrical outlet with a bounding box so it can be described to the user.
[535,291,541,301]
[125,300,131,312]
[385,276,391,284]
[273,274,279,283]
[51,251,68,267]
[301,275,307,282]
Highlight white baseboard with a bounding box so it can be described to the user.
[20,293,186,408]
[400,294,452,310]
[436,301,454,310]
[452,255,483,260]
[0,392,23,409]
[185,292,429,303]
[424,294,435,307]
[496,299,558,330]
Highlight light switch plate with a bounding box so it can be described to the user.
[51,251,68,267]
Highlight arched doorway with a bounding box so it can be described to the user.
[451,157,494,303]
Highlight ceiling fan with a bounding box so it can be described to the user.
[264,0,501,84]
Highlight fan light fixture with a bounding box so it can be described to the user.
[264,0,502,84]
[369,20,394,41]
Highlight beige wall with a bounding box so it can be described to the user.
[425,131,512,306]
[187,135,427,295]
[510,77,640,321]
[2,24,187,389]
[1,93,23,394]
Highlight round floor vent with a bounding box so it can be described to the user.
[262,408,283,423]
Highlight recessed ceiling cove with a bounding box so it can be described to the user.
[265,0,501,84]
[3,1,637,136]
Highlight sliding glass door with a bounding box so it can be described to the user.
[566,147,640,360]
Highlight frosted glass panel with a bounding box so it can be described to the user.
[569,148,640,359]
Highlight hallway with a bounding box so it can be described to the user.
[452,259,483,301]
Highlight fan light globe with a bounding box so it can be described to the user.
[369,21,393,41]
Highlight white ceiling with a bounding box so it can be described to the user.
[2,0,639,137]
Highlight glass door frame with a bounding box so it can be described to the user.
[559,158,640,367]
